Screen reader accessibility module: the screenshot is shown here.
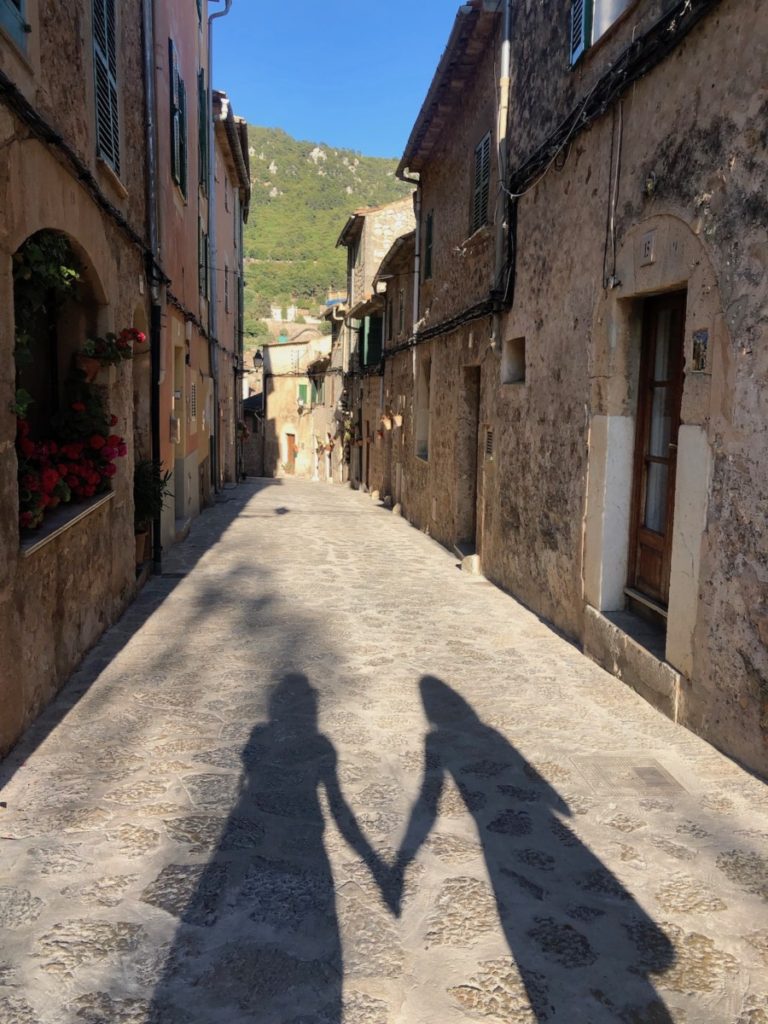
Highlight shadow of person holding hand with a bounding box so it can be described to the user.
[391,675,675,1023]
[149,672,394,1024]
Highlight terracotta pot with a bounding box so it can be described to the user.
[135,530,148,565]
[76,354,101,382]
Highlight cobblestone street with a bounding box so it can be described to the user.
[1,479,767,1023]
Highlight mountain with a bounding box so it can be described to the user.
[241,126,412,336]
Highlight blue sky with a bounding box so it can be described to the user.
[213,1,458,158]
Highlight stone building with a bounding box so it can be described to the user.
[152,4,249,545]
[334,198,415,488]
[0,0,150,754]
[0,1,248,757]
[373,0,768,775]
[262,333,333,479]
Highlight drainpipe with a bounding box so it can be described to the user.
[207,0,233,491]
[491,0,512,351]
[399,172,421,332]
[142,0,163,572]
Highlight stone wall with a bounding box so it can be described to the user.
[0,0,148,755]
[378,0,768,774]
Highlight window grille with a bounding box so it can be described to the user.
[485,428,495,459]
[190,382,197,418]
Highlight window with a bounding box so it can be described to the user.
[570,0,633,63]
[423,210,434,280]
[198,219,209,298]
[470,133,491,235]
[415,357,431,461]
[1,0,27,51]
[169,39,187,196]
[362,315,383,368]
[198,69,208,192]
[501,336,526,384]
[398,289,405,335]
[298,383,308,405]
[311,378,325,405]
[93,0,120,175]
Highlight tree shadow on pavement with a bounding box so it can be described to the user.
[147,672,393,1024]
[392,675,675,1023]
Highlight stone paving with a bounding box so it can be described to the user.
[1,478,767,1024]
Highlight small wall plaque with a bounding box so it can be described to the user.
[640,230,656,266]
[691,329,709,372]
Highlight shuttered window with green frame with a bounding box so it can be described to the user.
[470,132,491,235]
[198,68,208,193]
[93,0,120,175]
[1,0,28,52]
[169,39,187,197]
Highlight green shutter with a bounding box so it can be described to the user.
[2,0,28,51]
[198,69,208,191]
[424,211,433,280]
[93,0,120,174]
[169,39,186,196]
[570,0,592,64]
[471,133,491,234]
[298,384,308,404]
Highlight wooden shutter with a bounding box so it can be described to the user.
[93,0,120,174]
[471,133,491,234]
[198,69,208,191]
[570,0,592,64]
[178,76,188,197]
[424,211,434,280]
[169,39,186,195]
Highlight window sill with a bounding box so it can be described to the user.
[21,492,114,558]
[96,158,128,201]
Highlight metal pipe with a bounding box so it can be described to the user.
[399,172,421,333]
[491,0,513,350]
[142,0,163,572]
[207,0,233,491]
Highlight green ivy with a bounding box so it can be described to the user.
[12,231,80,365]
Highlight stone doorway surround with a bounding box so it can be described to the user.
[582,215,722,718]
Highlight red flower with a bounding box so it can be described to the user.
[117,442,127,457]
[41,468,61,493]
[19,438,35,457]
[66,475,78,488]
[89,434,106,450]
[20,511,33,528]
[17,418,29,437]
[110,414,118,426]
[102,463,117,477]
[107,434,121,447]
[71,402,86,413]
[101,446,117,460]
[135,331,146,344]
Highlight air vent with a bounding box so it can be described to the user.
[485,429,494,459]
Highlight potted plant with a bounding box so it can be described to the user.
[77,327,138,380]
[133,459,171,565]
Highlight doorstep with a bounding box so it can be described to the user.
[583,604,682,722]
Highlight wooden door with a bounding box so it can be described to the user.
[628,292,686,607]
[286,433,296,475]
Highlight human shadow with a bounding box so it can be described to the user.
[393,676,675,1023]
[148,672,391,1023]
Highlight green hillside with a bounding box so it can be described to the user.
[242,126,412,336]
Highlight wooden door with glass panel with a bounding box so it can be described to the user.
[628,292,686,608]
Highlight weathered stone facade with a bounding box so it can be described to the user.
[0,0,149,754]
[353,0,768,775]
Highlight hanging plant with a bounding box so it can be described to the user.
[12,232,80,366]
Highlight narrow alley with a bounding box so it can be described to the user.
[1,480,766,1023]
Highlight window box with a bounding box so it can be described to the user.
[21,492,114,558]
